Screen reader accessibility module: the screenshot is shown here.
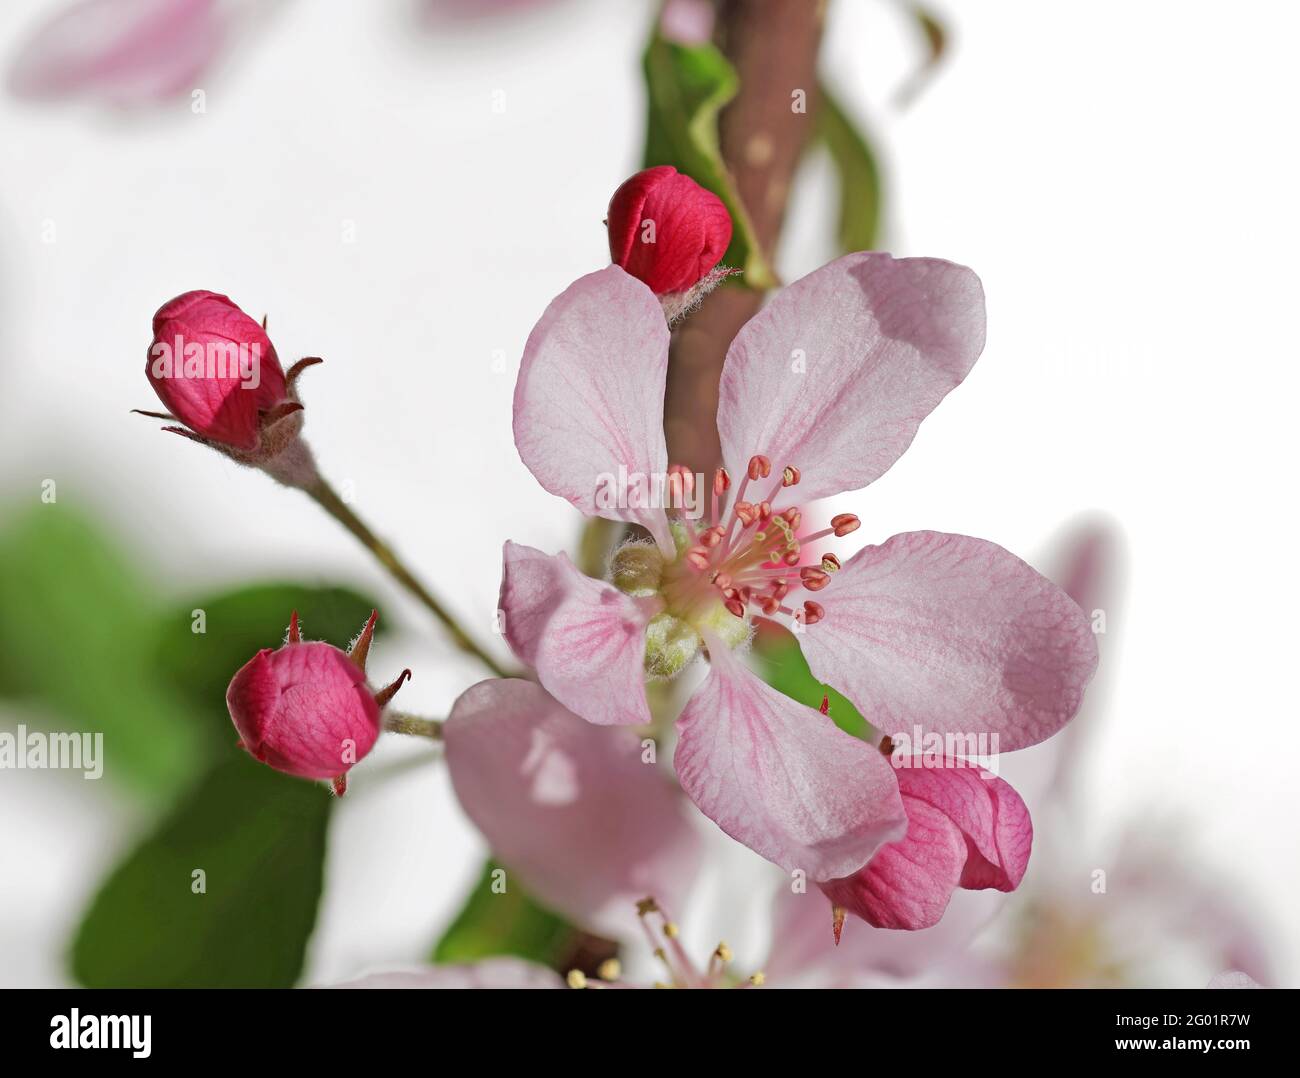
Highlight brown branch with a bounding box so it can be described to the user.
[663,0,827,475]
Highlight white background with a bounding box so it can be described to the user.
[0,0,1295,986]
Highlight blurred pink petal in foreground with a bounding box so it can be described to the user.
[326,959,563,989]
[444,679,703,939]
[8,0,224,105]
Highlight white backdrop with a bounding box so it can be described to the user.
[1,0,1295,986]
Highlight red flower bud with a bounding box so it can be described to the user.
[607,166,732,295]
[141,292,323,486]
[226,611,407,789]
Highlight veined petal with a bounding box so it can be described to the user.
[499,542,653,727]
[673,637,905,880]
[799,531,1098,752]
[716,253,985,502]
[818,796,966,930]
[513,266,673,551]
[444,679,702,936]
[818,758,1032,931]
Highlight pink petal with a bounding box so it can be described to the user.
[326,959,564,989]
[513,266,673,552]
[818,758,1033,931]
[1206,971,1263,989]
[9,0,223,105]
[799,530,1098,752]
[716,253,985,503]
[499,542,654,727]
[672,638,905,880]
[444,679,703,936]
[819,797,966,930]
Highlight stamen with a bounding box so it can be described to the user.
[796,600,824,625]
[782,465,800,487]
[821,553,841,573]
[799,567,829,591]
[831,513,860,537]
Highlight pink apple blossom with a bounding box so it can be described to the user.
[503,252,1099,922]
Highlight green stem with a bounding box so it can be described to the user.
[383,711,444,740]
[305,478,509,678]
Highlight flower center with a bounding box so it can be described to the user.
[609,454,859,677]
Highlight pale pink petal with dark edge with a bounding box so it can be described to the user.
[716,253,986,503]
[499,542,654,727]
[818,759,1032,931]
[799,530,1098,752]
[673,636,905,880]
[513,265,674,552]
[444,679,703,937]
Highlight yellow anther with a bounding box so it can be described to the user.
[597,958,622,981]
[663,921,680,939]
[749,971,766,986]
[566,970,588,989]
[715,942,733,964]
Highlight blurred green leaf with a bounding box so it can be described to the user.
[751,625,873,741]
[71,752,331,988]
[154,582,381,737]
[816,83,883,253]
[0,502,207,801]
[642,32,777,289]
[433,860,578,967]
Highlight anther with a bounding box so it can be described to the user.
[800,567,829,591]
[748,454,772,480]
[797,600,824,626]
[821,553,841,573]
[735,501,757,526]
[713,468,731,496]
[749,971,767,986]
[597,958,622,981]
[831,513,860,537]
[781,508,802,531]
[725,598,747,619]
[879,735,896,757]
[287,611,302,644]
[567,970,588,989]
[686,547,711,570]
[782,466,800,487]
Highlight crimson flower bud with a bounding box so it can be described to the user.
[225,611,409,794]
[140,291,321,480]
[607,166,732,296]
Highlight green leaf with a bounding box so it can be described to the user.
[154,582,381,738]
[0,502,207,801]
[750,625,873,741]
[71,752,332,988]
[433,860,588,969]
[642,33,777,289]
[815,83,883,254]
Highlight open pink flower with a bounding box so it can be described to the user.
[505,253,1098,908]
